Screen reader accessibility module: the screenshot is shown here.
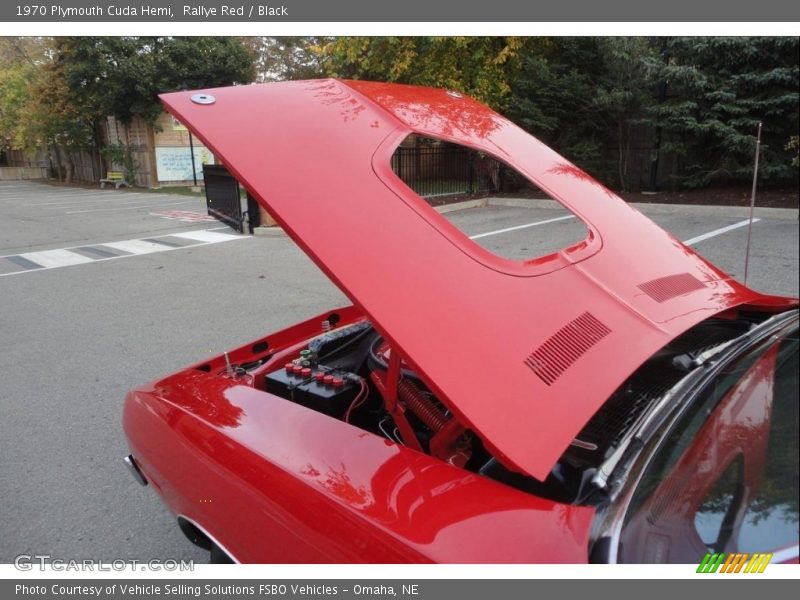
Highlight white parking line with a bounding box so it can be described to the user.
[469,215,575,239]
[41,197,189,209]
[65,200,195,214]
[0,192,109,203]
[682,219,760,246]
[468,214,760,247]
[5,191,193,206]
[1,189,92,197]
[35,193,186,207]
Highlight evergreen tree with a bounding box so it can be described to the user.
[506,38,653,190]
[646,37,799,187]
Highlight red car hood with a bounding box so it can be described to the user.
[160,79,795,480]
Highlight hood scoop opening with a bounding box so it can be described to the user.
[524,312,611,386]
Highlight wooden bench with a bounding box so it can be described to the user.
[99,171,129,189]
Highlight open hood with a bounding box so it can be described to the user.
[160,80,794,480]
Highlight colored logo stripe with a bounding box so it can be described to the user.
[744,553,773,573]
[697,553,725,573]
[697,552,772,573]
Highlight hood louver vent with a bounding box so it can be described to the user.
[524,312,611,386]
[638,273,705,303]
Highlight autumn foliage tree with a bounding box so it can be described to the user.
[318,37,524,109]
[1,36,256,182]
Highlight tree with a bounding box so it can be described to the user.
[507,38,609,182]
[592,38,654,191]
[0,62,32,153]
[244,37,330,82]
[318,37,524,109]
[53,37,256,126]
[506,37,654,190]
[0,38,93,181]
[48,37,256,180]
[17,62,96,182]
[646,37,799,187]
[0,37,50,153]
[154,37,256,103]
[50,37,135,177]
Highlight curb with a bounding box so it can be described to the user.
[253,226,288,237]
[435,198,489,213]
[628,201,798,221]
[453,196,800,221]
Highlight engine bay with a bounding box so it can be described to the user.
[202,310,771,506]
[264,321,477,470]
[240,318,609,504]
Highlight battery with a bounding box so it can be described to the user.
[265,367,359,418]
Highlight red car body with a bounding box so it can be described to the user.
[122,80,797,563]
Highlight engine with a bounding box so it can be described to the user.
[264,322,476,469]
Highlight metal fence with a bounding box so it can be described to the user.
[391,144,505,198]
[389,135,686,196]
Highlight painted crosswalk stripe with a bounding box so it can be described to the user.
[171,230,241,243]
[102,239,176,255]
[18,249,94,268]
[0,227,248,277]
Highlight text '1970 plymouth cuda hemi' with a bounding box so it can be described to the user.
[122,80,799,564]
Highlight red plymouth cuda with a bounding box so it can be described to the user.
[122,80,799,564]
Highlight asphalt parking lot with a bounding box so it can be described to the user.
[0,181,797,564]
